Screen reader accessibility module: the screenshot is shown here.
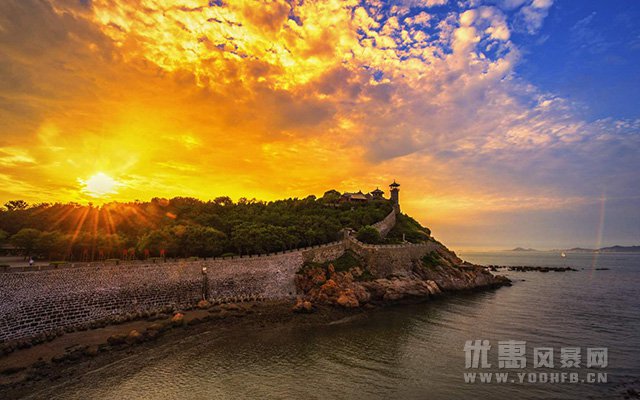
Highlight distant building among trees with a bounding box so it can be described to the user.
[331,181,400,210]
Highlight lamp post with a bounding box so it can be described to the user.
[201,266,209,300]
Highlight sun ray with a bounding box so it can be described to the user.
[91,206,100,260]
[65,206,90,261]
[48,205,78,230]
[123,204,153,228]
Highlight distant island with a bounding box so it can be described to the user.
[507,246,640,253]
[568,245,640,253]
[508,247,539,252]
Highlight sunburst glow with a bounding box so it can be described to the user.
[79,173,120,198]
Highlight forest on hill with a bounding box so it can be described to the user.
[0,192,428,261]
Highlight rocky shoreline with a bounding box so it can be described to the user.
[0,245,511,399]
[294,248,510,311]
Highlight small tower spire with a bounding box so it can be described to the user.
[389,180,400,212]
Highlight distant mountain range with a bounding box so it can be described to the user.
[508,246,640,253]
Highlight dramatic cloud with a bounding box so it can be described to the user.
[0,0,638,249]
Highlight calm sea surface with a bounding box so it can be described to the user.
[30,252,640,399]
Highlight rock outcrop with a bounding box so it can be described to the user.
[362,277,441,302]
[295,246,510,309]
[415,263,511,291]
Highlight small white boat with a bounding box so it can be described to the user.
[561,252,566,258]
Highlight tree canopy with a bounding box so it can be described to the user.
[0,195,394,260]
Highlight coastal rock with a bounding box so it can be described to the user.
[336,289,360,308]
[350,267,364,278]
[197,299,211,309]
[425,280,441,295]
[310,268,327,285]
[147,322,167,332]
[415,263,508,291]
[353,284,371,304]
[292,299,314,313]
[294,267,324,293]
[295,242,510,309]
[318,279,340,301]
[106,333,127,346]
[171,313,185,326]
[126,330,143,344]
[362,277,435,302]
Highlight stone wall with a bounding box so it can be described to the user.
[0,241,350,342]
[345,236,441,278]
[0,262,203,341]
[301,241,346,263]
[371,209,397,238]
[204,241,347,302]
[1,218,416,342]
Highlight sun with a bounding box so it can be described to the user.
[79,172,121,198]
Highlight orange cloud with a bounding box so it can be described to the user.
[1,0,637,249]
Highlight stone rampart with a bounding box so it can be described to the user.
[345,236,441,278]
[0,214,415,342]
[0,241,351,341]
[371,209,396,237]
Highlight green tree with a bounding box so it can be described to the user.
[0,190,402,258]
[213,196,233,206]
[0,229,8,244]
[321,189,341,203]
[181,225,226,257]
[4,200,29,211]
[137,229,177,257]
[356,226,381,244]
[386,214,431,243]
[35,231,67,260]
[10,228,41,255]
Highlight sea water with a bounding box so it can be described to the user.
[30,252,640,399]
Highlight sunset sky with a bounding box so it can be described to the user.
[1,0,639,250]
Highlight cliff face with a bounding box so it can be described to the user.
[294,244,510,309]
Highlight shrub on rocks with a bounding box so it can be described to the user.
[356,226,382,244]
